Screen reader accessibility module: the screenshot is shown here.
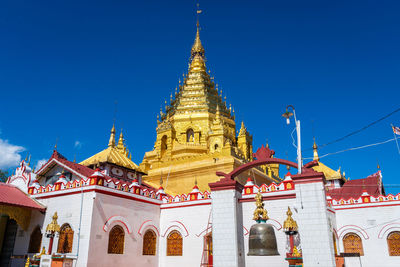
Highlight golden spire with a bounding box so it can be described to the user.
[191,3,204,59]
[117,130,124,150]
[283,207,298,232]
[191,25,205,57]
[253,191,269,222]
[239,121,247,136]
[313,137,319,161]
[213,104,221,124]
[108,124,116,147]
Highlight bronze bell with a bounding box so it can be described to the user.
[248,223,279,256]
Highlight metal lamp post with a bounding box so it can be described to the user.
[45,212,60,255]
[282,105,302,174]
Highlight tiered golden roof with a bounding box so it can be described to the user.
[80,125,139,170]
[312,138,346,181]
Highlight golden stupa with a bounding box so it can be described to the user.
[140,23,279,194]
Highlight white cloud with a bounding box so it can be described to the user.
[74,140,82,149]
[35,159,48,171]
[0,139,25,169]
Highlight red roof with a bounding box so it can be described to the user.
[0,183,46,211]
[327,171,383,200]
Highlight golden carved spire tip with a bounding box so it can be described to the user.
[46,212,61,233]
[108,124,116,147]
[253,191,268,222]
[117,130,124,150]
[313,137,319,161]
[283,207,298,232]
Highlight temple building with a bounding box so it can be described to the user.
[0,18,400,267]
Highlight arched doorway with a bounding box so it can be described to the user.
[0,218,18,267]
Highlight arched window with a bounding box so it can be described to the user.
[387,231,400,256]
[161,135,168,156]
[167,230,183,256]
[57,224,74,253]
[343,233,363,256]
[186,129,194,143]
[143,229,157,255]
[108,225,124,254]
[28,226,42,253]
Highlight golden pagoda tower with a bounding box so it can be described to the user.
[140,22,278,194]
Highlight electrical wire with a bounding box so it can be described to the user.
[304,107,400,151]
[303,138,396,160]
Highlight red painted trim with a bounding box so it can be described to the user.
[103,217,131,234]
[34,187,161,206]
[137,220,160,237]
[378,223,400,239]
[138,220,152,235]
[243,226,249,236]
[209,178,243,192]
[162,221,189,237]
[338,225,369,239]
[334,203,400,210]
[196,226,212,237]
[161,201,211,209]
[239,193,296,202]
[292,178,324,184]
[379,225,400,239]
[327,208,336,214]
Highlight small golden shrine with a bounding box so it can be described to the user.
[81,125,139,170]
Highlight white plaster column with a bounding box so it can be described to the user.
[209,178,245,267]
[292,171,336,267]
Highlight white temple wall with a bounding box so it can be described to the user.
[241,197,296,267]
[159,201,211,267]
[35,190,96,267]
[87,191,161,267]
[335,204,400,267]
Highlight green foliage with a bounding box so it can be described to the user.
[0,170,9,183]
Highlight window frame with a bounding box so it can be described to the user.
[107,225,125,254]
[142,229,157,256]
[166,230,183,256]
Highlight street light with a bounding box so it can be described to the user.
[45,212,60,255]
[282,105,302,174]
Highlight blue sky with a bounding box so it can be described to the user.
[0,0,399,193]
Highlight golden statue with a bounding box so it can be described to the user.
[253,191,268,221]
[25,257,30,267]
